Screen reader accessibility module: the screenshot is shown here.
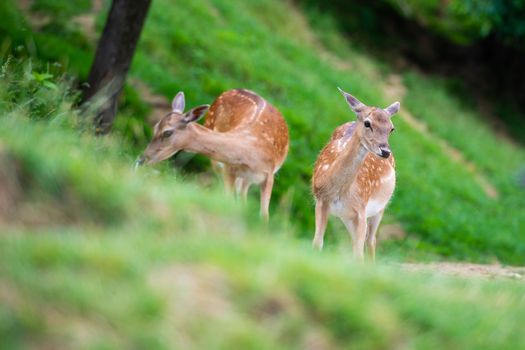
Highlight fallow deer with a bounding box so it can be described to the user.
[137,89,289,220]
[312,88,399,260]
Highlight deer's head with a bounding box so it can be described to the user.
[136,92,209,166]
[338,87,399,159]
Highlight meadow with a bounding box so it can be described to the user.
[1,0,525,348]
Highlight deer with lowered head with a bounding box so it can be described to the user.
[312,88,399,261]
[136,89,289,220]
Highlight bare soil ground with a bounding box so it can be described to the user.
[402,262,525,280]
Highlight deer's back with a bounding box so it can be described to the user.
[204,89,289,170]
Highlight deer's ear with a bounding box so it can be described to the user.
[182,105,210,123]
[338,87,366,114]
[384,101,400,117]
[172,92,185,113]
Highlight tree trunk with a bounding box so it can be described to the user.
[81,0,152,134]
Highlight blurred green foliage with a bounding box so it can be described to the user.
[3,224,525,349]
[386,0,525,46]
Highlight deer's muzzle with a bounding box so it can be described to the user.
[135,155,148,169]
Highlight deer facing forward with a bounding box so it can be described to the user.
[137,89,289,220]
[312,88,399,260]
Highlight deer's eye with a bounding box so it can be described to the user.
[162,130,173,140]
[364,120,372,129]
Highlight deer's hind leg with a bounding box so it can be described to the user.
[235,177,251,202]
[342,212,367,261]
[259,173,274,221]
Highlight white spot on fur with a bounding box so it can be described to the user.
[336,139,349,152]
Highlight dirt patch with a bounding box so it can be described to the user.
[402,262,525,280]
[383,74,499,199]
[18,0,105,41]
[17,0,51,29]
[71,14,98,42]
[149,264,233,319]
[0,144,22,225]
[129,79,171,126]
[71,0,106,43]
[379,222,407,241]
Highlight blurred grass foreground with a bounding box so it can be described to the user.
[1,0,525,348]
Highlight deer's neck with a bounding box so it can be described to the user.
[328,134,368,196]
[184,124,255,166]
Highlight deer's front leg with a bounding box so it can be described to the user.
[223,166,236,194]
[313,200,329,250]
[366,210,384,262]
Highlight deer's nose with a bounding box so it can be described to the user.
[379,148,391,159]
[135,155,148,168]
